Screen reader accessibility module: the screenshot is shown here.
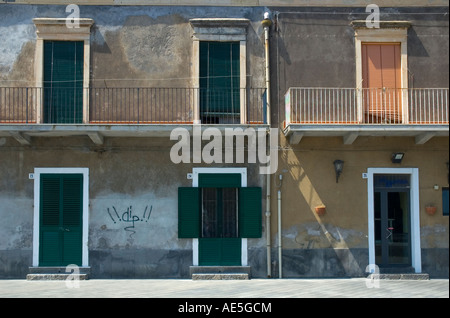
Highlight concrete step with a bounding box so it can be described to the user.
[192,273,249,280]
[26,273,89,281]
[368,273,430,280]
[27,267,91,280]
[190,266,251,280]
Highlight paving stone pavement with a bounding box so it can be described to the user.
[0,278,448,298]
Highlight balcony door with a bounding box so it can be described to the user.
[43,41,84,124]
[362,43,402,123]
[200,42,240,124]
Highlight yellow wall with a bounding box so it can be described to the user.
[273,135,449,250]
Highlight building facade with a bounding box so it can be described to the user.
[0,0,448,279]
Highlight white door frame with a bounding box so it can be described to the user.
[191,167,248,266]
[367,167,422,273]
[32,167,89,267]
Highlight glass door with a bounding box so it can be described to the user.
[374,175,411,267]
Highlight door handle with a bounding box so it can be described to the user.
[59,227,70,232]
[386,227,394,240]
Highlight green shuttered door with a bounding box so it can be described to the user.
[178,174,262,266]
[39,174,83,266]
[44,41,84,124]
[199,238,241,266]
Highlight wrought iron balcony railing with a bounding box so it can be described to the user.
[285,88,449,126]
[0,87,267,125]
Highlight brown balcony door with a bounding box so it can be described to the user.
[362,43,402,123]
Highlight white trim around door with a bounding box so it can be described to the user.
[191,167,248,266]
[367,167,421,273]
[32,167,89,267]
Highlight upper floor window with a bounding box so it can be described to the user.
[33,18,94,124]
[200,41,240,124]
[190,18,249,124]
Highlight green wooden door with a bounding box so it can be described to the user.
[198,174,241,266]
[178,174,262,266]
[199,238,241,266]
[39,174,83,266]
[43,41,84,124]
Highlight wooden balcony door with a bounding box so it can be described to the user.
[362,43,402,123]
[43,41,84,124]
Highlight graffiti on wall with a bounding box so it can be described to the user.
[107,205,153,238]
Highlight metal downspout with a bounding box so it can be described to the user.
[262,13,273,278]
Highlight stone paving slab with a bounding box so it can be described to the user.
[0,278,448,299]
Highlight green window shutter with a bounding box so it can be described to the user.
[200,42,240,121]
[198,173,241,188]
[239,187,262,238]
[44,41,84,124]
[178,187,201,238]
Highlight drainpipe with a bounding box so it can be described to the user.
[262,12,273,278]
[278,188,282,278]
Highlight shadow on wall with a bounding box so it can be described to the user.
[277,148,368,277]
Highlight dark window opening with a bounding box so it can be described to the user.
[201,187,238,238]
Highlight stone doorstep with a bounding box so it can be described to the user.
[28,267,91,274]
[192,273,250,280]
[190,266,251,280]
[27,267,91,280]
[26,273,89,281]
[368,273,430,280]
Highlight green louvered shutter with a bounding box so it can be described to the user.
[200,42,240,123]
[62,175,83,265]
[44,41,84,124]
[40,175,62,265]
[39,174,83,266]
[239,187,262,238]
[178,187,200,238]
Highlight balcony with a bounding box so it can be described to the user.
[284,88,449,145]
[0,87,267,145]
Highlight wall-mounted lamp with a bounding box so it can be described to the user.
[333,160,344,183]
[391,152,405,164]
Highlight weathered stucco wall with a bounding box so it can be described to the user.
[0,4,448,278]
[273,135,449,277]
[273,6,449,102]
[0,136,267,278]
[0,5,267,88]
